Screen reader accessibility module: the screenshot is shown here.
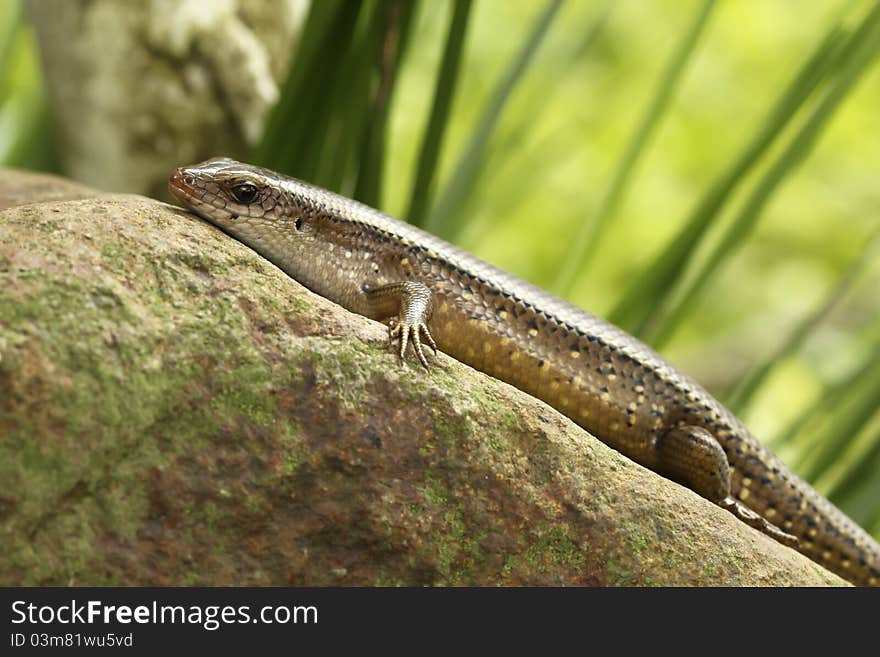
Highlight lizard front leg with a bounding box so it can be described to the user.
[656,425,798,548]
[363,281,437,368]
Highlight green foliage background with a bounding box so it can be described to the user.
[3,0,880,538]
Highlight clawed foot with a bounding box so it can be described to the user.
[388,319,438,368]
[720,497,799,548]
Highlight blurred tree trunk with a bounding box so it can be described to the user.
[27,0,307,198]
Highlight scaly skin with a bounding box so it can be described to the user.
[169,157,880,586]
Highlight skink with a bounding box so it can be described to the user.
[169,157,880,586]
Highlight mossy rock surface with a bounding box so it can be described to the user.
[0,169,845,586]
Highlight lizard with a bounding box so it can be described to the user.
[169,157,880,586]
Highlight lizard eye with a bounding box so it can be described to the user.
[231,182,258,205]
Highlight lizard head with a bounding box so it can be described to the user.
[169,158,286,230]
[168,158,374,291]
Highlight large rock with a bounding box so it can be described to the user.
[0,169,845,586]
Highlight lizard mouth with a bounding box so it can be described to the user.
[168,166,237,225]
[168,167,197,203]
